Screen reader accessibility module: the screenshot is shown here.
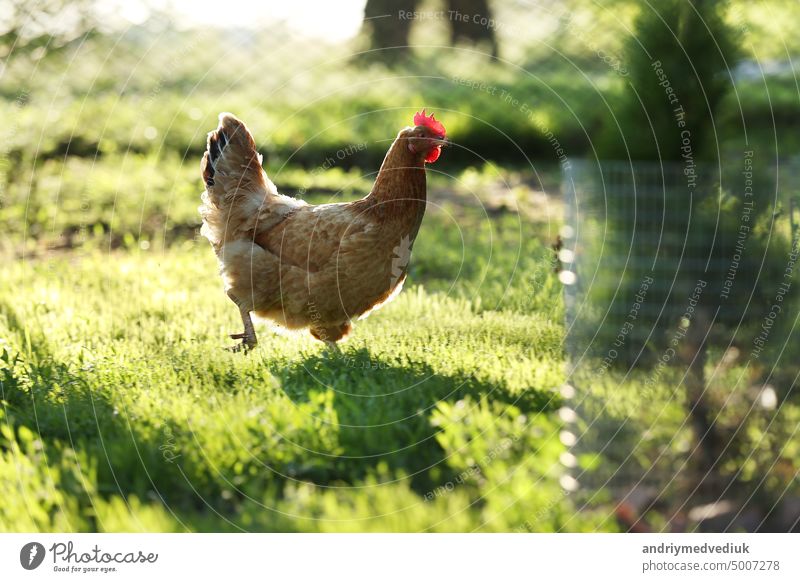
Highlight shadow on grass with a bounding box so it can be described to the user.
[276,347,558,495]
[0,302,213,530]
[1,300,559,530]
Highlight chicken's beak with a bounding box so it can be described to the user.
[431,136,449,148]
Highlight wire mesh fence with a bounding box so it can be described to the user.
[560,156,800,531]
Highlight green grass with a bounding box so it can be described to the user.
[4,4,799,533]
[0,207,610,532]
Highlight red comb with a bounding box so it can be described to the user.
[413,109,446,137]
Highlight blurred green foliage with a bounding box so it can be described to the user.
[1,0,799,533]
[0,2,797,254]
[599,0,741,160]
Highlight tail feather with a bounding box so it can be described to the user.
[201,112,266,203]
[200,113,269,246]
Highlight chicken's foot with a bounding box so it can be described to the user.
[227,293,257,352]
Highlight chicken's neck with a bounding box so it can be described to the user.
[364,136,427,231]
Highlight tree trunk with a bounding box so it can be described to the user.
[360,0,419,64]
[446,0,499,58]
[359,0,499,62]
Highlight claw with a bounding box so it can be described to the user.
[227,333,257,353]
[226,293,258,353]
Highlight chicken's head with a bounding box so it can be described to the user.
[406,109,447,163]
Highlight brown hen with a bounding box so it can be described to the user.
[199,111,448,349]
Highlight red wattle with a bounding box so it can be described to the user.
[425,146,441,163]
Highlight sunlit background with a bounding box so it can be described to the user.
[1,0,800,534]
[100,0,366,40]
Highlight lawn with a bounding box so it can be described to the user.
[3,0,799,534]
[0,202,612,532]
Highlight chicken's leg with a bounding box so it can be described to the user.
[227,291,257,352]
